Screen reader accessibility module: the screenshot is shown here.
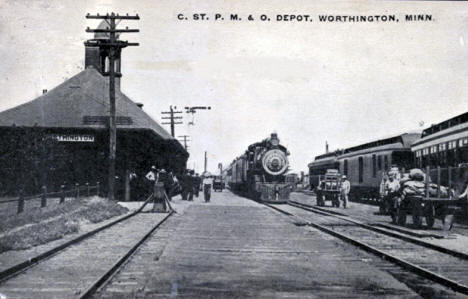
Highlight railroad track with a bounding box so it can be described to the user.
[0,196,174,299]
[264,201,468,295]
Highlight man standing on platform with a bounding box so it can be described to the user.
[157,169,173,201]
[180,170,190,201]
[203,172,213,202]
[341,175,351,209]
[193,173,201,198]
[145,165,157,196]
[187,170,195,201]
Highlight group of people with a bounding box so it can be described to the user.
[144,166,214,202]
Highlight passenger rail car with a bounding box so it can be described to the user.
[227,133,291,203]
[337,133,420,202]
[412,112,468,193]
[308,152,340,191]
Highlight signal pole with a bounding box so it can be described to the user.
[161,105,183,137]
[85,12,139,201]
[204,151,208,173]
[184,106,211,125]
[177,135,190,151]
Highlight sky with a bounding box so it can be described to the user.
[1,0,467,174]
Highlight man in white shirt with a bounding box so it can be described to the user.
[145,166,157,195]
[203,172,214,202]
[341,175,351,209]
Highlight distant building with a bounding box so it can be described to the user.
[0,23,188,197]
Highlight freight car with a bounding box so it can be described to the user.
[226,133,291,203]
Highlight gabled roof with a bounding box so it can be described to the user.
[0,68,174,141]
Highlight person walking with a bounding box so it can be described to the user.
[203,172,213,202]
[341,175,351,209]
[193,173,201,198]
[180,170,190,201]
[187,170,195,201]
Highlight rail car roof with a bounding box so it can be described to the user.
[411,112,468,150]
[420,112,468,138]
[311,133,421,161]
[341,132,420,154]
[308,156,338,168]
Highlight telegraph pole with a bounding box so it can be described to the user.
[161,105,183,137]
[85,12,139,201]
[177,135,190,150]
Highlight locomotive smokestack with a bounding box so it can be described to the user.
[326,141,329,154]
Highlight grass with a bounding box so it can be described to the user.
[0,196,128,253]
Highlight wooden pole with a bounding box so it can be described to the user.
[76,183,80,200]
[17,189,24,214]
[448,166,452,197]
[437,166,441,199]
[425,166,430,200]
[108,15,117,201]
[41,185,47,208]
[60,185,65,204]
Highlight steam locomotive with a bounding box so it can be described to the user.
[226,133,291,203]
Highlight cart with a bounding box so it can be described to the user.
[316,169,342,207]
[395,195,461,230]
[394,166,464,230]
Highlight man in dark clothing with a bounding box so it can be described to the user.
[187,170,194,201]
[180,170,190,201]
[157,169,173,200]
[193,173,201,198]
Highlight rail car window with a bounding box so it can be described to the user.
[377,155,382,170]
[344,159,348,176]
[372,154,376,177]
[384,156,388,171]
[358,157,363,183]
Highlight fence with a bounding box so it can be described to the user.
[0,182,101,215]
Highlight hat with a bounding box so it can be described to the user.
[151,165,156,170]
[160,168,166,172]
[342,175,347,179]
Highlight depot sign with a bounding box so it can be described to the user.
[48,134,95,142]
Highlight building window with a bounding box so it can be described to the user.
[358,157,363,183]
[372,154,376,178]
[344,159,348,176]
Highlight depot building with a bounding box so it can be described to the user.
[0,25,188,198]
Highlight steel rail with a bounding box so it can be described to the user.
[79,210,174,299]
[0,195,153,282]
[288,200,468,260]
[264,202,468,295]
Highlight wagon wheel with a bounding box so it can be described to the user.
[442,214,454,231]
[412,202,423,228]
[379,199,386,214]
[424,204,435,229]
[334,195,340,208]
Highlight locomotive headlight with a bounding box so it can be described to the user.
[271,138,279,147]
[262,149,288,175]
